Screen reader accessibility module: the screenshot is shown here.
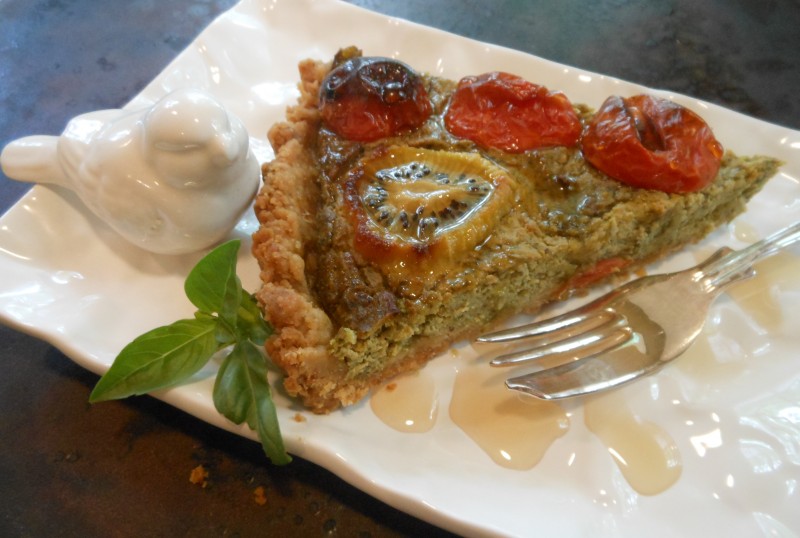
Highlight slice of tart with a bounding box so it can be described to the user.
[252,48,781,413]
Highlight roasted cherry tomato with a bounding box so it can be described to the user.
[444,72,582,152]
[581,94,724,193]
[319,56,432,142]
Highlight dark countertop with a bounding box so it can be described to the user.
[1,1,798,536]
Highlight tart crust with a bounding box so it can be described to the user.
[252,54,781,414]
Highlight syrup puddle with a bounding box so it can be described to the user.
[726,221,800,331]
[725,251,800,332]
[370,372,438,433]
[584,390,682,495]
[674,325,746,382]
[449,366,569,470]
[677,248,800,381]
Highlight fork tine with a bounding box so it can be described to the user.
[490,325,632,366]
[504,357,641,400]
[477,305,617,343]
[504,337,654,400]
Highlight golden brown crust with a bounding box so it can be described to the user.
[252,59,344,413]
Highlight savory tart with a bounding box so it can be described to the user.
[252,47,780,413]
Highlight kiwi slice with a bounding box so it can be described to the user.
[342,146,517,279]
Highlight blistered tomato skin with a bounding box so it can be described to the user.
[581,94,724,193]
[319,57,433,142]
[444,72,582,153]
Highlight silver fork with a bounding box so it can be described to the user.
[477,221,800,400]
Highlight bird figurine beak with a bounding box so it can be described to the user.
[210,132,241,167]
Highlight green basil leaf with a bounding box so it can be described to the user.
[213,344,251,423]
[213,341,291,465]
[89,318,220,402]
[185,240,242,326]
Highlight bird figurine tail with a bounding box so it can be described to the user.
[1,135,69,188]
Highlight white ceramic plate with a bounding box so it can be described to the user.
[1,1,799,536]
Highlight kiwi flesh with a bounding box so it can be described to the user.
[342,146,518,281]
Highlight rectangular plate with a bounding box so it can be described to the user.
[1,1,799,536]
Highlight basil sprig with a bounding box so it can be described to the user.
[89,240,290,465]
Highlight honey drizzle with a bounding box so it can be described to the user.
[584,391,682,495]
[449,366,569,470]
[370,372,438,433]
[726,251,800,332]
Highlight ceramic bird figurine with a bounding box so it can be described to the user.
[0,88,260,254]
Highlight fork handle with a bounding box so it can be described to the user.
[702,221,800,289]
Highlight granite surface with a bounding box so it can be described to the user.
[1,1,798,536]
